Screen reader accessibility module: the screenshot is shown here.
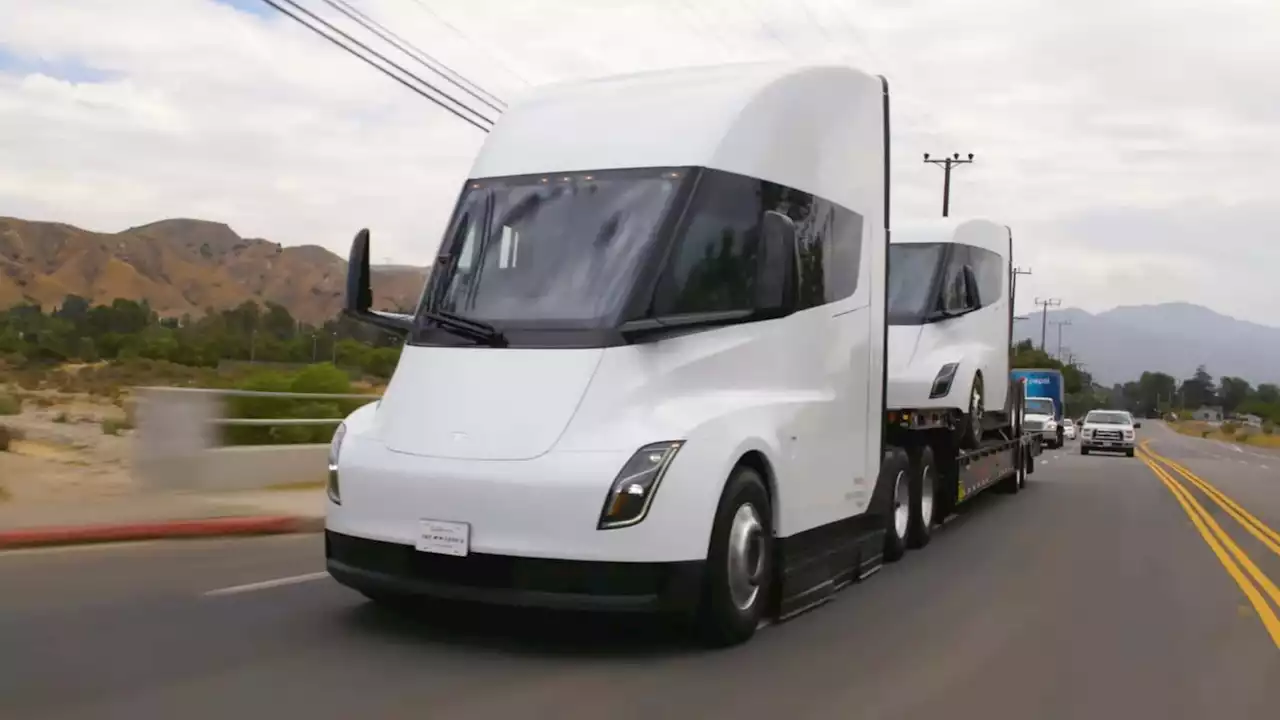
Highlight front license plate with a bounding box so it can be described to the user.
[416,519,470,557]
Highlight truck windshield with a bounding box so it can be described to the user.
[1025,398,1055,415]
[1086,412,1131,425]
[420,167,684,333]
[887,242,945,324]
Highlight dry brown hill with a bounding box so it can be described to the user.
[0,216,428,325]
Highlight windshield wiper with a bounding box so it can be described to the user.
[420,310,507,347]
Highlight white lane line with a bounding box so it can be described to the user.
[204,571,330,597]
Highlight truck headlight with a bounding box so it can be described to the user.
[328,422,346,505]
[597,441,683,530]
[1045,420,1057,430]
[929,363,960,399]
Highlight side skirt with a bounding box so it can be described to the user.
[772,514,886,620]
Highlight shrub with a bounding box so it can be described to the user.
[1221,421,1239,436]
[53,411,70,423]
[0,423,10,451]
[101,417,131,436]
[1263,421,1275,436]
[0,394,19,416]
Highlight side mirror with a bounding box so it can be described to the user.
[962,265,981,309]
[344,229,412,336]
[756,210,798,314]
[345,229,374,316]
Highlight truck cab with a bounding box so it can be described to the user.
[1011,368,1065,448]
[325,62,894,647]
[886,219,1014,448]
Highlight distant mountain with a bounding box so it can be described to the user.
[0,217,428,325]
[1015,302,1280,386]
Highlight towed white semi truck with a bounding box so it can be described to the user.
[325,61,1038,647]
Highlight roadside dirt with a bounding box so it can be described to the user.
[0,392,136,505]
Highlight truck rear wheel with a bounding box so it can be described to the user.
[882,452,910,563]
[696,465,773,647]
[906,445,936,549]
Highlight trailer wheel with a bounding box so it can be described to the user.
[882,452,910,563]
[906,446,936,549]
[696,465,772,647]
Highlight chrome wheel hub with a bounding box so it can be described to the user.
[892,470,909,540]
[919,464,935,528]
[727,503,766,611]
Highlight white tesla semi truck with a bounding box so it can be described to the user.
[885,219,1018,448]
[325,62,1036,647]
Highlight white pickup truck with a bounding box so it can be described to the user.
[1079,410,1141,457]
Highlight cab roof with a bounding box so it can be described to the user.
[469,62,886,214]
[891,217,1011,259]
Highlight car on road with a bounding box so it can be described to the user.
[1079,410,1141,457]
[1062,418,1076,441]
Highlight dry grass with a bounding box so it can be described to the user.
[1172,421,1280,449]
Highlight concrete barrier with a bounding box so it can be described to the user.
[133,386,375,493]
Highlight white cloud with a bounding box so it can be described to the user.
[1,0,1278,321]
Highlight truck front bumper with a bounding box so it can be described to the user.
[325,531,706,614]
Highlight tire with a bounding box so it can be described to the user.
[882,451,910,563]
[906,445,936,549]
[1080,446,1089,456]
[959,374,984,450]
[1126,448,1136,458]
[696,465,773,648]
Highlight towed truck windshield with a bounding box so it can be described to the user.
[887,243,945,325]
[416,167,685,343]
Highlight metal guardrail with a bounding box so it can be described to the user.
[136,386,381,428]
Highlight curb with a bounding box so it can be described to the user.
[0,515,325,550]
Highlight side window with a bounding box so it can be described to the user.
[652,170,763,315]
[940,245,972,312]
[824,204,863,302]
[651,168,865,316]
[970,246,1004,307]
[763,187,862,309]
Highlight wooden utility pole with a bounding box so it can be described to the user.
[1034,297,1062,351]
[924,152,976,216]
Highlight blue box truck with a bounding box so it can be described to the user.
[1011,368,1065,448]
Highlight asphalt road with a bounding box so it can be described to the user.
[3,423,1279,720]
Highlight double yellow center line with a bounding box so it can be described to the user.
[1138,441,1280,648]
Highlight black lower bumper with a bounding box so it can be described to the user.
[325,531,705,613]
[1082,443,1134,452]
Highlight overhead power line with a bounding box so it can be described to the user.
[320,0,507,113]
[257,0,495,132]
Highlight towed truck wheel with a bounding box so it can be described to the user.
[697,465,773,647]
[959,375,984,450]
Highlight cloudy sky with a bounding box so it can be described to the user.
[2,0,1278,323]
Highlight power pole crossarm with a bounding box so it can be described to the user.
[924,152,976,217]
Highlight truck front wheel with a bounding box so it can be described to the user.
[697,465,773,647]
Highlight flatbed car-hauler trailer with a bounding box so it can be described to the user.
[878,377,1037,563]
[325,61,1039,648]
